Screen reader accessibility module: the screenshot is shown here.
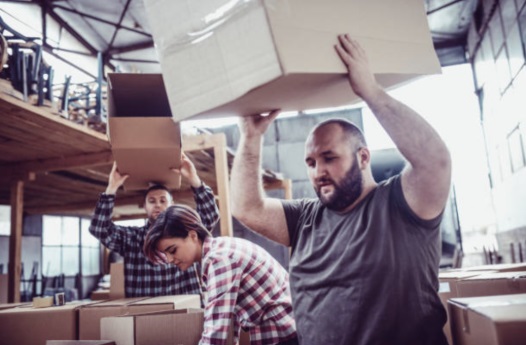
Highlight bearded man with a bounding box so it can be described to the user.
[230,34,451,345]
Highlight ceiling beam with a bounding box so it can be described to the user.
[107,40,154,55]
[433,36,467,50]
[41,1,98,55]
[24,190,196,214]
[107,0,133,51]
[51,3,151,38]
[427,0,465,15]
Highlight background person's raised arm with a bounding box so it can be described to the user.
[230,111,291,246]
[335,34,452,220]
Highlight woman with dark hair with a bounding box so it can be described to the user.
[144,204,298,345]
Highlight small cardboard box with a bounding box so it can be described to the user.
[144,0,441,121]
[107,73,182,191]
[448,294,526,345]
[109,262,125,299]
[79,295,201,340]
[101,309,206,345]
[0,301,94,345]
[455,271,526,298]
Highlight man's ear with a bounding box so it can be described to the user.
[357,147,371,169]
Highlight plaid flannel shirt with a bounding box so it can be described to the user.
[89,183,219,298]
[200,236,296,345]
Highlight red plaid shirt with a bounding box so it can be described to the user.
[200,236,296,345]
[89,183,218,298]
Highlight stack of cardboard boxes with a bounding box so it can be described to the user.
[439,263,526,344]
[0,295,201,345]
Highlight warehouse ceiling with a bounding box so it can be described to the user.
[0,0,478,79]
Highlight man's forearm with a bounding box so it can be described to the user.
[231,135,266,217]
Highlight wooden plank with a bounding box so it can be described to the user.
[0,151,113,175]
[212,134,233,237]
[8,181,23,303]
[0,94,107,142]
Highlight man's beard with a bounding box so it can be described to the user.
[315,159,363,211]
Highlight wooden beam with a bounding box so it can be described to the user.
[0,172,36,184]
[8,180,23,303]
[23,190,196,215]
[182,133,228,152]
[0,151,113,175]
[212,134,233,237]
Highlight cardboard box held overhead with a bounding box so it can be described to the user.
[107,73,182,191]
[144,0,441,121]
[448,294,526,345]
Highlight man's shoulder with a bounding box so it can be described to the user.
[282,197,321,215]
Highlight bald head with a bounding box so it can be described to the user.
[308,118,367,152]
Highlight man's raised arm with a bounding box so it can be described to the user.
[336,34,452,219]
[230,111,291,246]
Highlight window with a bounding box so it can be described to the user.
[0,206,9,236]
[508,126,526,172]
[42,216,100,277]
[81,219,100,275]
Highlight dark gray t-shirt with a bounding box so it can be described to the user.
[282,175,448,345]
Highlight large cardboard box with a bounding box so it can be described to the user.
[109,262,125,299]
[107,73,182,191]
[79,295,201,340]
[144,0,441,121]
[0,302,94,345]
[101,309,206,345]
[448,294,526,345]
[455,272,526,298]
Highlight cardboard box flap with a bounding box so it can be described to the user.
[439,270,497,280]
[131,295,200,307]
[450,294,526,308]
[456,263,526,272]
[462,271,526,281]
[85,297,149,308]
[450,294,526,320]
[107,74,172,118]
[108,308,203,318]
[267,0,440,74]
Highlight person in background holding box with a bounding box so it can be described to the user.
[143,204,298,345]
[230,34,452,345]
[89,153,219,298]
